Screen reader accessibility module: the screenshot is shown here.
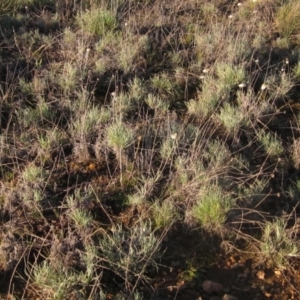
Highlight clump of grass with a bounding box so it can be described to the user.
[146,93,169,113]
[192,184,234,233]
[217,103,248,134]
[187,76,223,117]
[67,193,93,232]
[99,221,162,292]
[57,62,81,94]
[260,218,300,269]
[160,136,177,160]
[151,200,178,229]
[128,77,147,103]
[111,92,134,120]
[274,0,300,40]
[70,105,101,140]
[205,139,231,169]
[107,121,135,187]
[195,22,250,63]
[216,62,246,92]
[150,72,181,102]
[279,74,294,98]
[293,62,300,80]
[127,174,161,207]
[37,129,66,156]
[288,180,300,202]
[22,164,46,184]
[258,131,284,158]
[31,260,91,300]
[239,178,268,200]
[77,7,117,37]
[107,122,134,153]
[117,34,150,73]
[0,0,16,15]
[18,97,55,128]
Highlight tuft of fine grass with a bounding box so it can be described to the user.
[77,7,117,37]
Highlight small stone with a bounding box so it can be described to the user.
[222,295,238,300]
[256,270,265,280]
[264,291,272,298]
[274,269,281,276]
[202,280,224,294]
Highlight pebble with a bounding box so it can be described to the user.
[222,295,238,300]
[202,280,224,294]
[274,269,281,276]
[256,270,265,280]
[263,291,272,298]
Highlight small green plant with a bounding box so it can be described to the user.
[204,140,231,169]
[22,185,43,203]
[66,192,93,234]
[187,76,222,117]
[32,260,89,300]
[111,92,134,119]
[258,131,284,158]
[151,200,178,229]
[70,106,101,139]
[107,122,135,187]
[57,62,80,93]
[127,174,161,207]
[0,0,16,16]
[69,208,92,231]
[107,122,134,152]
[288,180,300,202]
[201,3,217,24]
[128,77,146,103]
[274,73,294,99]
[77,7,117,37]
[151,73,174,93]
[117,35,149,73]
[217,103,247,133]
[216,62,246,92]
[37,129,64,153]
[192,184,233,232]
[238,178,268,208]
[98,106,112,123]
[160,137,177,160]
[22,164,46,184]
[99,221,161,292]
[146,93,169,113]
[127,193,147,207]
[275,0,300,40]
[293,62,300,80]
[150,72,180,101]
[18,97,55,128]
[260,218,300,269]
